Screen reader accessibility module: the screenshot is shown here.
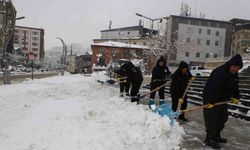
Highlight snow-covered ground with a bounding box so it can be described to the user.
[0,72,184,150]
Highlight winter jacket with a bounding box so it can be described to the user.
[170,61,193,98]
[203,54,243,104]
[120,61,143,84]
[151,56,171,83]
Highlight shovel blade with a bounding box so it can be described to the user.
[154,104,181,126]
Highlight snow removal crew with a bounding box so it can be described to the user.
[120,61,143,103]
[148,56,171,109]
[202,54,243,149]
[118,63,130,97]
[170,61,194,122]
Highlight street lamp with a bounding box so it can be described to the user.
[56,37,67,76]
[135,12,167,30]
[16,16,25,20]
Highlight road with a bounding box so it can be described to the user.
[0,72,59,85]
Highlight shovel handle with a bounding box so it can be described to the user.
[141,81,171,98]
[181,100,233,113]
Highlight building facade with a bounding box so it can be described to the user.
[166,15,232,65]
[231,18,250,55]
[13,26,45,61]
[91,41,149,65]
[93,26,163,49]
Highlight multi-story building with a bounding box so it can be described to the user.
[13,26,45,61]
[166,15,232,65]
[231,18,250,55]
[93,25,162,49]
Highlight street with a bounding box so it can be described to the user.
[0,72,59,85]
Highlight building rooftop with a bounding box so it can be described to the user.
[170,15,232,24]
[91,41,149,49]
[101,25,158,34]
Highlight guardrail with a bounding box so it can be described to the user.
[143,76,250,121]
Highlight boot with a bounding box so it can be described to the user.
[148,99,156,110]
[120,93,124,97]
[159,100,165,105]
[215,131,227,143]
[204,134,221,149]
[178,114,188,122]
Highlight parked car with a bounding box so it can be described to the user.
[190,66,212,77]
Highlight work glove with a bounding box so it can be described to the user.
[231,98,240,104]
[179,98,184,104]
[190,77,195,81]
[207,103,215,109]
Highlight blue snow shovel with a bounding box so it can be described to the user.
[153,100,233,126]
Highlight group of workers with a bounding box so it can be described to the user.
[116,54,243,149]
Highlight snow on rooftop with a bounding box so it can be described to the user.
[92,41,150,49]
[0,72,184,150]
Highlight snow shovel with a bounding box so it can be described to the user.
[139,81,171,99]
[154,100,233,126]
[176,79,194,113]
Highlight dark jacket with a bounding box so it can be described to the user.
[203,54,243,104]
[170,61,193,98]
[120,61,143,83]
[151,56,171,83]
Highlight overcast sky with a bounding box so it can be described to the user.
[12,0,250,50]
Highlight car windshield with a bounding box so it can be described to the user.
[198,67,205,70]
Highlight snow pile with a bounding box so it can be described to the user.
[0,72,184,150]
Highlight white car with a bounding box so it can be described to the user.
[190,66,212,77]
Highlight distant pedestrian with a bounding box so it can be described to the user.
[202,54,242,149]
[170,61,193,121]
[148,56,171,109]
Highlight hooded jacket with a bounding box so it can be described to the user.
[203,54,243,104]
[170,61,193,98]
[151,56,171,82]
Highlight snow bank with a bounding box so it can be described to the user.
[0,72,184,150]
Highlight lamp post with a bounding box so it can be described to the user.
[56,37,67,76]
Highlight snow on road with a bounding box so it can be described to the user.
[0,73,184,150]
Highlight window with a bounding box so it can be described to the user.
[32,31,38,35]
[206,40,210,45]
[32,43,38,46]
[133,42,137,45]
[124,49,130,58]
[112,49,120,63]
[185,52,189,57]
[216,31,220,36]
[196,52,200,58]
[15,29,19,33]
[198,28,202,34]
[205,53,210,58]
[215,41,219,46]
[207,29,211,35]
[186,37,190,43]
[99,48,105,55]
[127,31,130,35]
[32,37,38,41]
[32,48,38,51]
[143,42,147,45]
[197,39,201,45]
[214,54,218,58]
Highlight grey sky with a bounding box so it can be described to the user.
[12,0,250,50]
